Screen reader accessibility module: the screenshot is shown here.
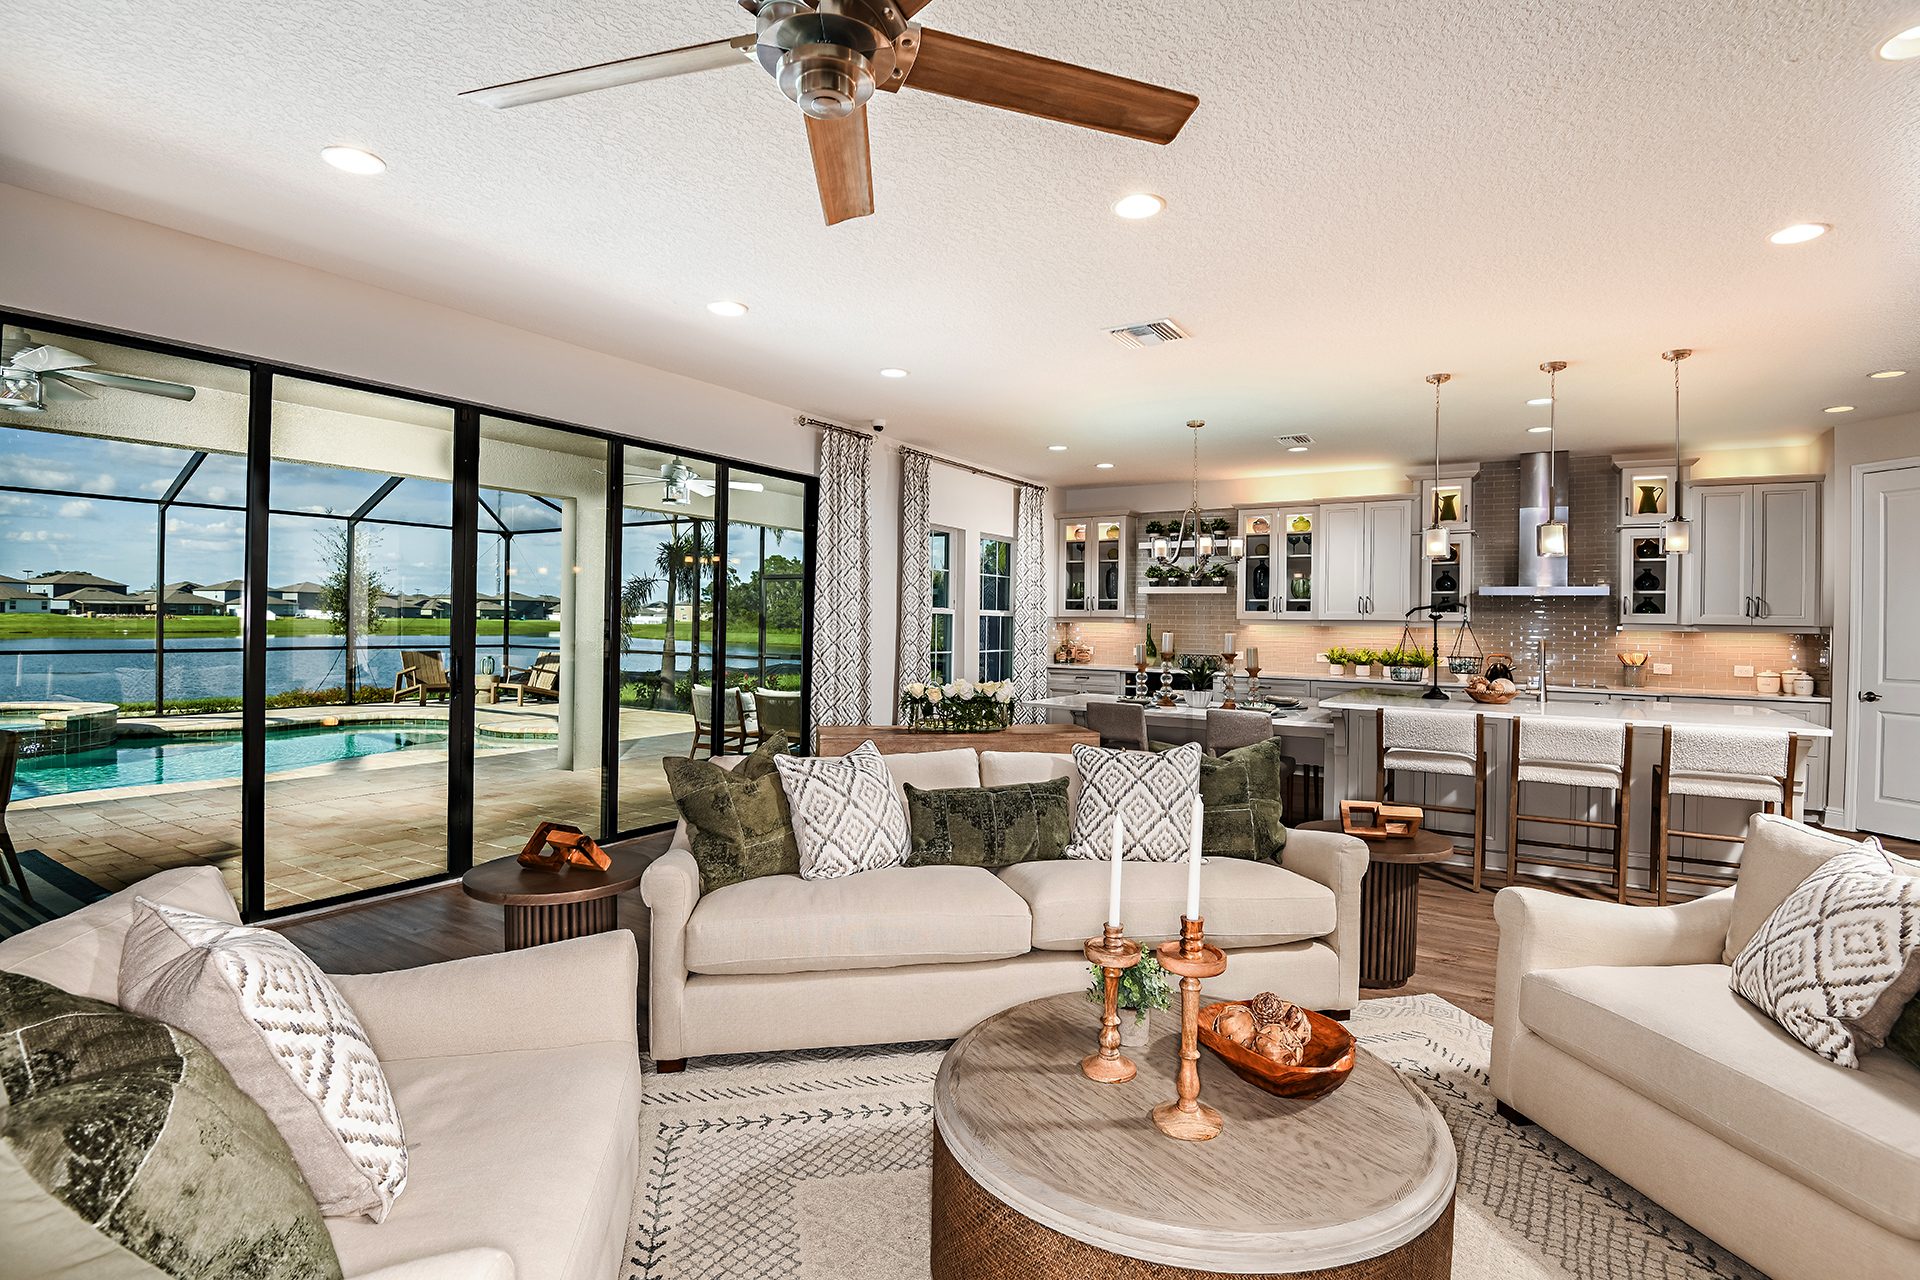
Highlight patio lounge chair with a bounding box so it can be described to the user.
[752,688,803,747]
[0,732,30,902]
[689,685,753,757]
[393,649,453,704]
[501,652,562,706]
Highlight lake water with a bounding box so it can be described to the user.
[0,635,802,705]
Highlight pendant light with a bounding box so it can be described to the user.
[1151,421,1243,576]
[1422,373,1454,559]
[1660,348,1693,553]
[1536,361,1569,558]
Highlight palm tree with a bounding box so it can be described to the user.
[654,519,709,695]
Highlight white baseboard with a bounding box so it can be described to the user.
[1821,806,1848,831]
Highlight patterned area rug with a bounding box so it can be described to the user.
[625,995,1767,1279]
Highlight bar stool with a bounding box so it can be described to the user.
[1375,708,1489,888]
[1505,718,1634,902]
[1654,726,1798,904]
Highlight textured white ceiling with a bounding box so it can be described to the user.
[3,0,1919,486]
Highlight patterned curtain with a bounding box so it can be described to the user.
[896,449,933,700]
[1012,482,1050,721]
[809,424,872,741]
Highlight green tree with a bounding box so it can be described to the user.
[317,520,385,637]
[655,520,710,690]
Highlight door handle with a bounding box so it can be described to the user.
[1758,597,1769,618]
[1744,596,1754,617]
[1860,690,1883,703]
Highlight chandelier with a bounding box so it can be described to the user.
[1150,420,1243,572]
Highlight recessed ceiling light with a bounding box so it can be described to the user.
[706,300,749,318]
[1047,444,1068,452]
[1095,462,1115,469]
[1869,369,1907,379]
[1824,404,1855,413]
[879,367,909,378]
[1287,445,1310,453]
[1879,24,1920,59]
[1527,397,1553,406]
[1112,193,1165,220]
[1768,222,1830,245]
[320,145,386,175]
[1527,425,1553,434]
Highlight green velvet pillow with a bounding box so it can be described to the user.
[1199,738,1291,862]
[663,733,803,893]
[0,969,342,1280]
[905,777,1072,869]
[1886,998,1920,1069]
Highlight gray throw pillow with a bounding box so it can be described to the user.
[663,733,802,893]
[1730,843,1920,1067]
[904,777,1072,869]
[0,969,343,1280]
[118,900,408,1220]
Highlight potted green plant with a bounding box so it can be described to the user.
[1324,647,1350,676]
[1086,947,1172,1047]
[1144,564,1167,585]
[1354,647,1382,678]
[1209,515,1231,537]
[1144,519,1166,537]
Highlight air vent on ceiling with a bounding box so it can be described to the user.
[1275,434,1315,446]
[1106,317,1191,348]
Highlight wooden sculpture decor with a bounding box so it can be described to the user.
[1081,923,1144,1084]
[1340,799,1424,839]
[518,821,612,873]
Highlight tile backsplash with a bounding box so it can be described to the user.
[1056,456,1828,693]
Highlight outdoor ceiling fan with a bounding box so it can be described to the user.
[460,0,1199,225]
[627,458,766,505]
[0,326,198,413]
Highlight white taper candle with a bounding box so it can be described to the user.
[1186,799,1204,919]
[1108,813,1125,927]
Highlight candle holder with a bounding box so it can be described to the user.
[1218,651,1239,708]
[1152,916,1229,1141]
[1134,659,1149,699]
[1081,923,1144,1084]
[1247,665,1263,704]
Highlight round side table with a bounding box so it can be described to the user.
[460,848,648,951]
[1298,820,1455,990]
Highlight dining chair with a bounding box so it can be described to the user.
[1083,701,1150,750]
[1203,708,1274,754]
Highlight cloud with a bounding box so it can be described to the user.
[57,499,93,519]
[4,529,69,543]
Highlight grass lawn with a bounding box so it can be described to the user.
[0,615,560,640]
[623,622,803,650]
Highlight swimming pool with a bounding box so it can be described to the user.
[9,722,545,801]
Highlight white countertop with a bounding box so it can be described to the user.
[1029,693,1336,732]
[1319,689,1831,736]
[1048,664,1828,705]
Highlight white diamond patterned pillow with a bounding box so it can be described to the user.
[1730,844,1920,1067]
[118,898,409,1220]
[1067,742,1202,862]
[775,739,912,879]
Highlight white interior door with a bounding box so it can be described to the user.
[1854,463,1920,840]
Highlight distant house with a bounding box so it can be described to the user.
[476,592,553,621]
[61,587,146,616]
[373,592,440,619]
[271,581,328,615]
[133,586,226,617]
[27,570,129,597]
[0,582,52,613]
[200,578,247,605]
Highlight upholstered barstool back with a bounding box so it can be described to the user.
[1376,709,1489,888]
[1084,700,1150,751]
[1204,708,1274,755]
[1655,726,1799,903]
[1506,717,1635,901]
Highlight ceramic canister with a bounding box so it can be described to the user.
[1757,670,1782,696]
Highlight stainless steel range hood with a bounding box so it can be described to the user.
[1477,450,1612,597]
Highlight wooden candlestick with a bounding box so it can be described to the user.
[1082,923,1144,1084]
[1153,916,1229,1141]
[1218,651,1239,708]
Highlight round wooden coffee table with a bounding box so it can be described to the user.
[1297,820,1455,990]
[460,848,648,951]
[931,993,1456,1279]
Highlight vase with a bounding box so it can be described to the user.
[1434,492,1461,524]
[1118,1008,1151,1049]
[1635,483,1665,515]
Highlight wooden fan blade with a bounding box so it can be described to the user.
[462,33,757,109]
[805,106,875,226]
[892,28,1197,144]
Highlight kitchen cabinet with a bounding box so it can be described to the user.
[1056,517,1130,617]
[1417,530,1473,616]
[1416,467,1478,532]
[1237,508,1318,619]
[1317,499,1414,621]
[1618,461,1684,525]
[1681,482,1819,629]
[1046,665,1127,697]
[1619,530,1682,627]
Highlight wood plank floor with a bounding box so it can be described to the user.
[272,824,1916,1039]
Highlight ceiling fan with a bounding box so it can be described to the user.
[0,326,198,413]
[627,458,766,505]
[460,0,1199,226]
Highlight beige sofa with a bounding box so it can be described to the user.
[0,866,641,1280]
[1492,814,1920,1280]
[644,746,1368,1066]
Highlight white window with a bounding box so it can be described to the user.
[978,535,1013,682]
[929,528,955,683]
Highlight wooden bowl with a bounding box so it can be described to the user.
[1464,686,1520,704]
[1197,1001,1356,1100]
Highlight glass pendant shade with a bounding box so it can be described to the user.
[1152,536,1170,560]
[1422,524,1451,560]
[1661,516,1692,554]
[1227,534,1245,558]
[1197,533,1215,556]
[1537,519,1569,558]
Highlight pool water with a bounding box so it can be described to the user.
[10,724,535,801]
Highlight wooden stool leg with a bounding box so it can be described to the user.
[1471,718,1487,893]
[1655,727,1674,906]
[1505,719,1523,887]
[1613,733,1634,903]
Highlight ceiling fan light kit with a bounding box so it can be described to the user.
[460,0,1198,226]
[0,327,198,410]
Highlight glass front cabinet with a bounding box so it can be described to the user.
[1620,530,1681,626]
[1617,459,1685,525]
[1237,508,1317,619]
[1417,531,1474,616]
[1056,516,1130,616]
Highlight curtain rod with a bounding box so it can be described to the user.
[797,416,1046,492]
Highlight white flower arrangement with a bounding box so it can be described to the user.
[901,677,1018,731]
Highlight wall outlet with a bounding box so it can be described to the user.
[1652,662,1674,675]
[1315,652,1329,663]
[1733,664,1755,678]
